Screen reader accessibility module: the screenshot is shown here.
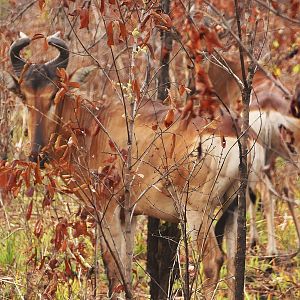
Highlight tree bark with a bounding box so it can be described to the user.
[147,0,181,299]
[234,1,255,299]
[147,217,160,299]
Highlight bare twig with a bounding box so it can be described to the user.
[11,0,37,23]
[203,0,292,98]
[254,0,300,26]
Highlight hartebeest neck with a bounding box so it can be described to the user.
[51,96,126,170]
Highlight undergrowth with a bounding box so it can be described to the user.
[0,187,299,299]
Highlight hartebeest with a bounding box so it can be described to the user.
[2,33,299,299]
[209,58,300,256]
[213,75,300,297]
[247,71,300,256]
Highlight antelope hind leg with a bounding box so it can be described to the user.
[248,186,259,248]
[261,175,278,255]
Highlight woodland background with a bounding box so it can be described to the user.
[0,0,300,299]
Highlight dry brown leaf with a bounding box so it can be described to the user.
[65,258,73,276]
[152,123,158,131]
[118,21,127,41]
[26,199,33,220]
[164,109,175,128]
[43,37,48,51]
[107,21,114,47]
[54,88,66,105]
[34,219,43,238]
[68,81,80,88]
[100,0,105,15]
[35,162,43,184]
[108,139,117,152]
[79,8,90,29]
[205,30,223,54]
[31,33,45,41]
[73,221,88,237]
[132,79,140,102]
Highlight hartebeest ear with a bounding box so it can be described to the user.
[279,124,296,154]
[70,66,97,85]
[0,71,22,96]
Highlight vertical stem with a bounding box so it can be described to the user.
[122,4,148,296]
[182,204,190,300]
[235,92,249,300]
[123,25,139,300]
[93,224,98,299]
[234,1,255,299]
[234,0,247,299]
[124,147,133,299]
[147,217,160,299]
[157,0,173,100]
[0,89,9,161]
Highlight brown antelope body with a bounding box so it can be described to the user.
[3,33,247,298]
[3,34,300,298]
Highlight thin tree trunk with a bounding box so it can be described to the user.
[147,217,160,299]
[0,90,9,161]
[234,1,255,299]
[147,0,181,298]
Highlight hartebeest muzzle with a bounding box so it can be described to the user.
[29,151,49,168]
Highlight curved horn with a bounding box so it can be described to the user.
[9,32,31,77]
[46,32,69,70]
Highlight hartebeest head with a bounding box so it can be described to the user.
[2,32,94,166]
[249,81,300,165]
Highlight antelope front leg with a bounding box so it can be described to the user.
[98,206,127,299]
[187,210,225,300]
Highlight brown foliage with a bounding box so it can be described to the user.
[164,109,175,128]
